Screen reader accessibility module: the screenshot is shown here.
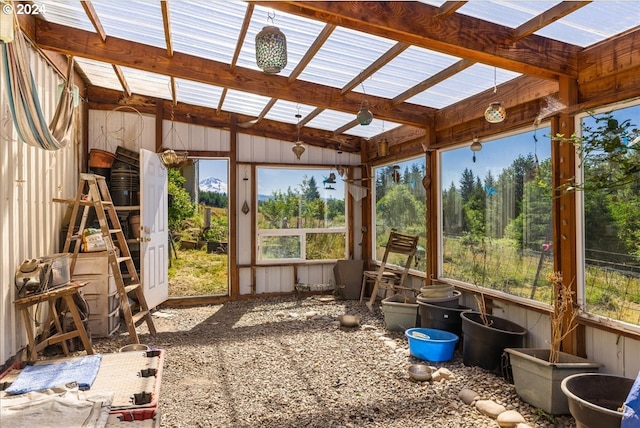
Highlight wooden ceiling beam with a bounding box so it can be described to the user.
[437,2,467,19]
[217,4,254,114]
[35,20,435,127]
[81,1,131,98]
[392,58,474,106]
[262,1,580,79]
[87,86,365,152]
[161,0,174,58]
[340,42,410,95]
[288,23,335,83]
[513,1,591,40]
[435,75,559,131]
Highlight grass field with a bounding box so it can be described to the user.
[443,235,640,325]
[167,246,228,297]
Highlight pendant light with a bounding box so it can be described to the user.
[255,12,287,74]
[356,80,373,126]
[470,135,482,163]
[292,106,305,160]
[485,67,506,123]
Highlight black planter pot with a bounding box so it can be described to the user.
[418,300,470,340]
[460,311,527,374]
[561,373,634,428]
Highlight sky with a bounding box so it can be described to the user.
[441,127,551,190]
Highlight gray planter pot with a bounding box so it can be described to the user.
[381,295,418,332]
[505,348,602,415]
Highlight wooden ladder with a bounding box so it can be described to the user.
[62,173,156,344]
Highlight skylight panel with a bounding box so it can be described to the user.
[174,79,224,110]
[90,0,166,49]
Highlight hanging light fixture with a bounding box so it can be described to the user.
[470,135,482,163]
[485,67,506,123]
[255,12,287,74]
[159,104,189,168]
[356,80,373,125]
[292,106,305,160]
[485,102,507,123]
[377,138,388,157]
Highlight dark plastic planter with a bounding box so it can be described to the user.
[561,373,634,428]
[460,311,527,374]
[418,300,470,340]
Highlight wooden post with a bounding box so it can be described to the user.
[552,76,580,356]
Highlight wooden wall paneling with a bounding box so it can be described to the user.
[623,337,640,378]
[239,267,252,295]
[187,123,206,151]
[585,327,624,375]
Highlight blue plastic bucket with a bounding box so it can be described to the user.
[405,328,459,362]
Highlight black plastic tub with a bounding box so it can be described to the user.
[418,300,470,339]
[460,311,527,374]
[561,373,634,428]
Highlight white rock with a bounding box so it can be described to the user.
[305,311,318,319]
[384,339,397,350]
[431,367,453,382]
[275,311,286,317]
[496,411,526,427]
[475,400,507,418]
[361,324,377,331]
[288,312,299,318]
[515,423,533,428]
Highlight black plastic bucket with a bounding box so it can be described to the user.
[561,373,634,428]
[418,300,470,339]
[461,311,527,373]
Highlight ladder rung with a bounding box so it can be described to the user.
[124,284,141,293]
[132,310,150,324]
[109,228,123,234]
[116,256,132,263]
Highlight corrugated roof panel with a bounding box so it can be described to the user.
[363,46,462,101]
[407,64,521,109]
[295,27,397,89]
[456,1,559,29]
[90,0,166,50]
[73,58,121,91]
[120,67,170,99]
[38,0,96,32]
[346,120,403,139]
[264,100,318,126]
[222,89,273,117]
[306,110,359,132]
[174,79,223,110]
[169,1,248,64]
[535,2,640,47]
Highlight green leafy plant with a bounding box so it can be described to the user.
[553,112,639,193]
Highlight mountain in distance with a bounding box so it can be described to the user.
[199,176,227,194]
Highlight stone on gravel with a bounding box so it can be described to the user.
[431,367,453,382]
[459,388,480,405]
[496,410,526,427]
[476,399,507,418]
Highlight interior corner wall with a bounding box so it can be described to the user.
[0,45,81,366]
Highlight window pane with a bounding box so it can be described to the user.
[260,235,301,260]
[306,232,346,260]
[257,167,347,261]
[440,129,554,303]
[373,158,427,270]
[581,104,640,325]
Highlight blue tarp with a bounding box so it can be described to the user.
[5,354,102,395]
[623,371,640,428]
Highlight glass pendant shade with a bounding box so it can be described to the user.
[484,102,507,123]
[292,141,305,160]
[255,26,287,74]
[357,106,373,126]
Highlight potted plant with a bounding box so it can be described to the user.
[459,243,528,374]
[505,272,603,415]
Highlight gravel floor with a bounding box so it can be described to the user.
[91,295,577,428]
